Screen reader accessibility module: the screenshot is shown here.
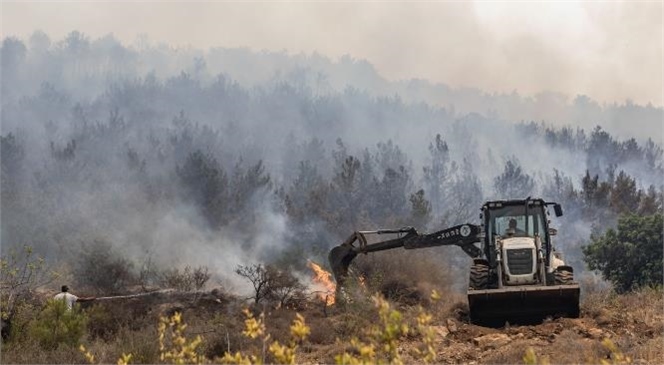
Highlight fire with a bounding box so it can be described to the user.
[307,260,336,305]
[358,275,366,288]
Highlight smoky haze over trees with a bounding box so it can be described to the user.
[1,31,662,291]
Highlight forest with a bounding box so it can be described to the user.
[1,31,662,364]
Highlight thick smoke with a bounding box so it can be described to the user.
[1,32,662,294]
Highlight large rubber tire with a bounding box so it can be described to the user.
[469,263,489,290]
[554,268,573,285]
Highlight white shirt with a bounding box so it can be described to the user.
[53,292,78,310]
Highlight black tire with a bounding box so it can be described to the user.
[469,263,489,290]
[554,268,573,285]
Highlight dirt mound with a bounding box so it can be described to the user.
[424,290,663,364]
[300,288,663,364]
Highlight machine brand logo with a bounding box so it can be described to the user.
[438,228,460,239]
[460,225,471,237]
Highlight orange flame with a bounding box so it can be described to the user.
[307,260,336,305]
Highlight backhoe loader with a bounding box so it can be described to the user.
[329,198,580,326]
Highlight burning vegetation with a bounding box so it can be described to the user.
[307,261,336,305]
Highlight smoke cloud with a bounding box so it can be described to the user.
[2,2,661,105]
[1,25,661,296]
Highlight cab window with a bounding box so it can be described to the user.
[487,205,546,240]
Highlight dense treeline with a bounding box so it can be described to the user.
[1,32,663,291]
[2,31,662,141]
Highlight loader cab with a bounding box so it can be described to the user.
[481,199,555,268]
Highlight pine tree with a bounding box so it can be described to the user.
[493,158,534,199]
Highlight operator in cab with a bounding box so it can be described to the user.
[506,218,526,236]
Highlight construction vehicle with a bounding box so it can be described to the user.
[329,198,580,326]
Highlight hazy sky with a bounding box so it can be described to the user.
[2,1,662,105]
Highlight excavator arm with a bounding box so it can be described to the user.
[329,224,482,287]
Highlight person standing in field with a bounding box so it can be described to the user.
[53,285,96,309]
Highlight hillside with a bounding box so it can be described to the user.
[2,30,663,365]
[3,282,661,364]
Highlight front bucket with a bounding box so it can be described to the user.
[467,284,580,326]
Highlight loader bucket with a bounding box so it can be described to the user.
[328,243,358,287]
[467,284,580,327]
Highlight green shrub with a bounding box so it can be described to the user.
[0,244,58,340]
[28,298,87,349]
[583,214,663,292]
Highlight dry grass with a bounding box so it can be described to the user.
[2,338,88,364]
[481,339,533,364]
[545,330,607,364]
[2,269,661,365]
[581,288,618,324]
[619,287,663,330]
[81,326,160,364]
[351,246,462,306]
[303,314,337,345]
[631,337,664,363]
